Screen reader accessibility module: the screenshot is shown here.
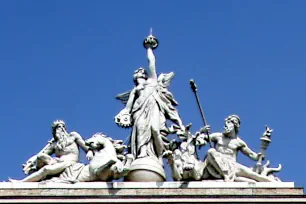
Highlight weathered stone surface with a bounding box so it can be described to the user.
[0,182,304,203]
[0,181,297,189]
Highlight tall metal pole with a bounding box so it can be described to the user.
[190,79,212,148]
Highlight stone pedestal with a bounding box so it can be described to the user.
[0,181,304,203]
[124,157,166,182]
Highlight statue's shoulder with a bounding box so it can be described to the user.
[211,132,223,138]
[69,131,81,138]
[236,136,247,146]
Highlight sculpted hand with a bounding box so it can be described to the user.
[162,150,173,160]
[115,109,126,123]
[115,108,132,127]
[86,150,94,161]
[257,152,265,161]
[195,133,207,146]
[200,125,211,134]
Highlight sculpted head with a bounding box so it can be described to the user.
[133,67,147,85]
[85,132,108,150]
[223,115,240,136]
[52,120,67,141]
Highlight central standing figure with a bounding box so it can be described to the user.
[115,32,185,180]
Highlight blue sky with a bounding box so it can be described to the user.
[0,1,305,187]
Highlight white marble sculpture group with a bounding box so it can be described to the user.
[10,31,282,183]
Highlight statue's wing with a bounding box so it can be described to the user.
[157,72,179,106]
[115,90,131,105]
[158,72,175,88]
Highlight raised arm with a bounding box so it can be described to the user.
[196,132,221,147]
[198,125,222,143]
[147,47,157,80]
[239,139,259,161]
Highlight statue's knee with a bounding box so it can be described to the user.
[207,148,216,155]
[40,166,51,175]
[44,164,58,172]
[36,153,46,160]
[207,148,217,160]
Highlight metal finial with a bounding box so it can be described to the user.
[143,28,159,50]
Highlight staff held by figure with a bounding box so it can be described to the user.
[189,79,212,148]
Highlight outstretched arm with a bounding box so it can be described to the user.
[71,132,89,152]
[195,132,221,146]
[147,48,157,80]
[239,139,259,161]
[198,125,222,143]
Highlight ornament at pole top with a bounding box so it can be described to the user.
[143,28,159,50]
[260,126,272,150]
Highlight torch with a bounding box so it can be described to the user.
[254,126,273,174]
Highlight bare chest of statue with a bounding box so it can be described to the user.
[215,136,239,157]
[54,137,79,157]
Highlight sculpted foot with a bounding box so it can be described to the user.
[224,175,231,182]
[162,150,173,159]
[8,178,22,183]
